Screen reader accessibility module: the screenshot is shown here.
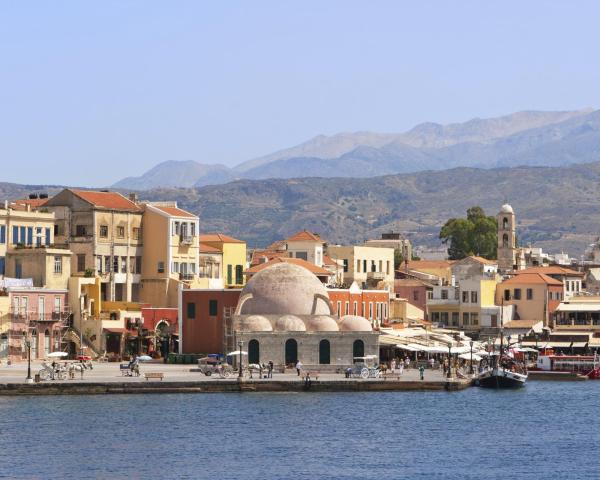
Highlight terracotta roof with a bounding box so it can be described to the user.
[70,189,141,211]
[285,230,324,243]
[250,250,288,266]
[467,256,497,265]
[322,254,339,266]
[199,233,245,244]
[12,198,48,208]
[394,279,433,288]
[245,257,332,276]
[199,243,222,254]
[502,273,563,286]
[515,266,584,277]
[266,240,287,251]
[405,260,452,271]
[152,205,196,218]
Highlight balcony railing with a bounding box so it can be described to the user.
[367,271,385,280]
[180,235,193,245]
[179,272,195,281]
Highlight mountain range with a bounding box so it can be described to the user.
[112,108,600,189]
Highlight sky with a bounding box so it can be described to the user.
[1,1,600,187]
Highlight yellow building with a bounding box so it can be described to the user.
[140,202,201,307]
[198,234,246,288]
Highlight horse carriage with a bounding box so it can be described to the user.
[350,355,381,379]
[197,356,234,378]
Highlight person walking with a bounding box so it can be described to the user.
[295,360,303,376]
[267,361,273,379]
[404,357,410,370]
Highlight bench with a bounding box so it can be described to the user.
[301,371,319,381]
[381,372,402,381]
[144,372,164,381]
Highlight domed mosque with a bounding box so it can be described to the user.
[232,262,378,369]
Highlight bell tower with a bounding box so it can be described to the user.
[497,204,516,273]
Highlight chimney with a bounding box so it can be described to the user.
[129,193,138,203]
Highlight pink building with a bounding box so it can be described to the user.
[6,288,70,362]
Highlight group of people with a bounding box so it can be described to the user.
[249,361,274,379]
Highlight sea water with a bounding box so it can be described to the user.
[0,381,598,479]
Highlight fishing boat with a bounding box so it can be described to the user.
[477,331,528,389]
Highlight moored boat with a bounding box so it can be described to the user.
[476,330,528,389]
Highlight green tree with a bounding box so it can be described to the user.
[439,207,497,260]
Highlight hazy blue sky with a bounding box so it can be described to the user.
[1,1,600,186]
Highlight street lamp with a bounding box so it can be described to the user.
[238,340,244,378]
[469,340,474,375]
[447,343,452,379]
[24,337,33,384]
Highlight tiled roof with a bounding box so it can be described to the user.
[405,260,452,271]
[245,257,332,276]
[502,273,563,286]
[199,243,222,254]
[322,254,339,266]
[394,279,433,288]
[250,250,288,266]
[266,240,287,251]
[286,230,324,243]
[515,266,584,277]
[199,233,245,244]
[12,198,48,208]
[152,205,196,218]
[70,189,141,211]
[468,256,497,265]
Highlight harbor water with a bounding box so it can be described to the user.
[1,380,599,479]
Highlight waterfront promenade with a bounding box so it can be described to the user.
[0,361,470,394]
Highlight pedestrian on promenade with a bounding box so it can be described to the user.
[404,357,410,370]
[419,365,425,380]
[429,357,435,369]
[267,361,273,378]
[391,359,396,372]
[398,362,404,375]
[296,360,303,376]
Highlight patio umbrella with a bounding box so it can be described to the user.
[47,351,68,358]
[137,355,152,361]
[227,350,248,356]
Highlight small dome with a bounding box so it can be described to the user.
[338,315,373,332]
[500,204,514,214]
[274,315,306,332]
[304,315,340,332]
[238,263,331,316]
[233,315,273,332]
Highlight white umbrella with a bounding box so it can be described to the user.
[47,351,68,358]
[227,350,248,356]
[137,355,152,361]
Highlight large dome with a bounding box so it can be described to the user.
[238,263,332,316]
[338,315,373,332]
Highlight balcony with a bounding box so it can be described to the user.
[367,271,385,280]
[179,272,195,281]
[180,235,193,245]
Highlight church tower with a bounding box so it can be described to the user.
[497,204,517,273]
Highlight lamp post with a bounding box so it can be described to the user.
[25,337,33,384]
[469,340,474,375]
[447,343,452,379]
[238,340,244,378]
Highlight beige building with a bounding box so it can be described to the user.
[45,189,143,303]
[198,242,224,289]
[140,202,201,307]
[326,245,394,288]
[365,232,412,264]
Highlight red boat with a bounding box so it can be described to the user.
[535,355,600,379]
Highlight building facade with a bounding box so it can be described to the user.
[198,234,246,288]
[326,245,394,288]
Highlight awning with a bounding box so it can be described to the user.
[459,353,482,361]
[104,328,126,334]
[556,303,600,312]
[395,344,420,351]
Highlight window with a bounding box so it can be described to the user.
[12,226,18,245]
[356,260,361,273]
[431,312,440,322]
[378,260,383,272]
[371,261,376,272]
[235,265,243,285]
[295,251,308,261]
[121,257,127,273]
[343,259,348,273]
[0,257,4,275]
[386,261,390,275]
[413,291,419,302]
[136,257,142,275]
[463,312,469,325]
[441,312,448,325]
[77,254,86,272]
[174,222,181,235]
[0,225,5,244]
[368,302,373,319]
[96,256,102,273]
[441,289,448,300]
[363,260,367,273]
[227,265,233,285]
[35,228,42,247]
[471,313,479,325]
[345,301,349,315]
[319,339,330,365]
[566,281,570,292]
[116,226,125,238]
[54,224,59,236]
[104,256,110,273]
[113,257,119,273]
[53,256,62,274]
[99,225,108,238]
[187,302,196,319]
[462,291,469,303]
[190,223,196,236]
[513,288,521,300]
[353,301,358,315]
[337,301,342,315]
[362,301,366,316]
[26,227,33,245]
[504,289,510,301]
[526,288,533,300]
[502,233,509,248]
[451,312,459,326]
[209,299,218,316]
[20,226,25,244]
[157,262,165,274]
[133,227,141,240]
[54,296,61,314]
[471,291,478,303]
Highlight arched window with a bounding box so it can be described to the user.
[44,329,51,356]
[503,233,509,248]
[503,217,509,230]
[248,339,260,364]
[353,339,364,358]
[31,329,38,359]
[285,339,298,365]
[319,339,330,364]
[0,333,8,359]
